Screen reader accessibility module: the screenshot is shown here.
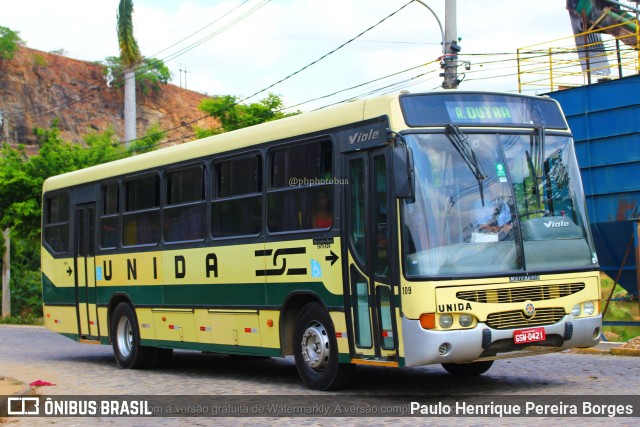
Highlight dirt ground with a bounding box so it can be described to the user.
[0,375,28,395]
[622,336,640,349]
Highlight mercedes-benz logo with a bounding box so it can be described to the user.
[524,301,535,317]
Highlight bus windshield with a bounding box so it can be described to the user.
[402,131,597,278]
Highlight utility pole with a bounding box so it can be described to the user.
[442,0,460,89]
[184,67,188,90]
[178,65,188,89]
[2,229,10,318]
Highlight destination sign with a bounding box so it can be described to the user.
[400,93,568,128]
[445,101,518,123]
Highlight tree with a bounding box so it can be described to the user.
[0,26,24,61]
[136,58,170,95]
[130,123,165,153]
[103,56,171,96]
[0,122,81,318]
[117,0,142,145]
[0,121,145,318]
[197,93,299,136]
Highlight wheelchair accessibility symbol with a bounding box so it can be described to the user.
[311,259,322,278]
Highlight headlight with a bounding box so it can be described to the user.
[571,304,581,317]
[584,301,595,316]
[439,314,453,329]
[459,314,473,327]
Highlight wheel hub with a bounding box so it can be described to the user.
[116,316,133,358]
[300,321,330,371]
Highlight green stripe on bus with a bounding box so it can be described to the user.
[43,274,344,308]
[42,274,76,304]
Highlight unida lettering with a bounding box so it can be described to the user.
[437,302,472,313]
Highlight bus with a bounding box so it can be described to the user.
[41,91,602,390]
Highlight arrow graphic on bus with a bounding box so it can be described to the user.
[66,267,73,276]
[325,251,339,266]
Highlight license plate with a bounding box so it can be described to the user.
[513,327,546,344]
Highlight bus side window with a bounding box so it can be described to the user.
[267,140,333,232]
[164,165,206,242]
[122,175,160,246]
[212,155,262,238]
[100,182,119,249]
[43,192,70,254]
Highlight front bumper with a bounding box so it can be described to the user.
[402,314,602,367]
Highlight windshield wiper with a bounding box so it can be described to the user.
[523,126,546,216]
[536,125,545,176]
[446,123,487,204]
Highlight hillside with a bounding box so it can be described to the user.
[0,46,217,152]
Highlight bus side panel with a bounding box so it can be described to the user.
[43,305,79,337]
[70,238,344,357]
[41,249,79,338]
[152,309,196,345]
[135,308,157,343]
[207,311,262,347]
[329,311,351,357]
[258,310,281,349]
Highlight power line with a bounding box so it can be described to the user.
[284,62,431,111]
[145,0,244,59]
[157,0,271,65]
[16,0,578,155]
[20,0,270,120]
[101,0,421,150]
[236,0,416,104]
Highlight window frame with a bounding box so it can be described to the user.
[42,191,71,255]
[266,138,335,235]
[210,152,263,240]
[121,172,161,247]
[163,162,208,244]
[99,181,121,250]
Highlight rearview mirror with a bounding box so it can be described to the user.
[393,146,414,199]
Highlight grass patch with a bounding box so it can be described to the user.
[600,272,640,342]
[0,315,44,325]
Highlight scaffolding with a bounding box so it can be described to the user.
[517,20,640,93]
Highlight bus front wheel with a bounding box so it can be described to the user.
[442,360,494,376]
[293,302,354,390]
[111,303,154,369]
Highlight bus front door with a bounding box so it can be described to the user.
[345,149,398,363]
[74,203,99,340]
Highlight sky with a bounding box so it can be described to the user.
[2,0,573,112]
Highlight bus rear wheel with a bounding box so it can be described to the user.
[442,360,494,376]
[111,303,154,369]
[293,302,354,390]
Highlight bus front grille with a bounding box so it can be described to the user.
[457,283,585,303]
[486,307,566,329]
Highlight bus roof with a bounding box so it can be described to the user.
[41,90,563,193]
[42,93,404,192]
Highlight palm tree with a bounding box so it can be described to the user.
[117,0,141,146]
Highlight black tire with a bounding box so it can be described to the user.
[442,360,494,376]
[111,303,154,369]
[293,302,354,390]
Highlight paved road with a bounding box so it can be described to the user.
[1,325,638,426]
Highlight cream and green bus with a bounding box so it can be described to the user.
[42,91,602,390]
